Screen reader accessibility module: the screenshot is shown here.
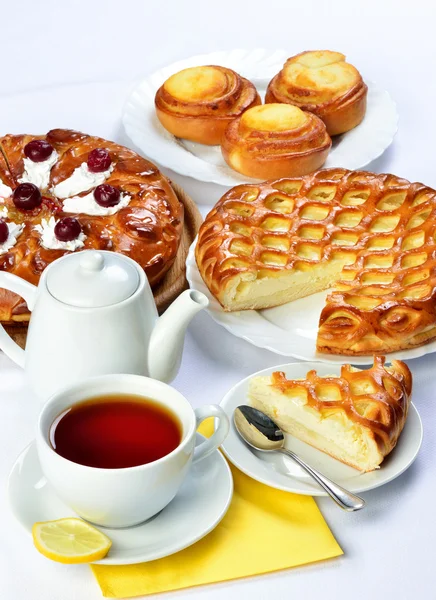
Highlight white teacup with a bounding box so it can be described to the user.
[36,374,229,528]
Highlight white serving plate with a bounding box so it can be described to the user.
[122,48,398,187]
[220,362,423,496]
[186,240,436,364]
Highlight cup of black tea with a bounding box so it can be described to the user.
[36,374,229,528]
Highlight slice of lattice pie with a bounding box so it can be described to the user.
[195,168,436,355]
[247,357,412,472]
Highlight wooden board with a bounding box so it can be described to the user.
[4,182,202,350]
[153,182,203,313]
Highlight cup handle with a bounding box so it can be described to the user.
[192,405,229,464]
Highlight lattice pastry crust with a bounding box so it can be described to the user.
[195,168,436,355]
[248,356,412,471]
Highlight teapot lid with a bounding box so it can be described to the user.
[46,250,140,308]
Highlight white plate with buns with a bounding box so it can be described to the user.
[219,362,423,496]
[122,48,398,187]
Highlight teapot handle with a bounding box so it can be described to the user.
[0,273,37,368]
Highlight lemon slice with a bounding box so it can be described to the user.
[32,518,112,564]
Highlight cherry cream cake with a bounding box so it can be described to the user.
[0,129,183,324]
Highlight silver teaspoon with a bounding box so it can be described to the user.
[234,405,365,512]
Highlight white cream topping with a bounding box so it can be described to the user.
[0,221,25,255]
[35,217,86,251]
[19,150,59,189]
[0,205,8,219]
[53,162,114,199]
[0,181,12,199]
[63,190,131,216]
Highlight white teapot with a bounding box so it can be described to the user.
[0,250,208,400]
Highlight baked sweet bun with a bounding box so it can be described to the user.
[195,168,436,356]
[155,65,261,145]
[265,51,368,136]
[248,357,412,472]
[0,129,183,324]
[221,103,331,179]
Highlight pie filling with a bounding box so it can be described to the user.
[222,260,345,311]
[248,375,382,472]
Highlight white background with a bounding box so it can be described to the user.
[1,0,435,598]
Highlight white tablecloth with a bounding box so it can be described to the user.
[1,1,435,598]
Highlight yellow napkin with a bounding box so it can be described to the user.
[92,421,342,598]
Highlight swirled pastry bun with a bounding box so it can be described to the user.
[266,51,368,136]
[221,103,331,179]
[155,65,261,145]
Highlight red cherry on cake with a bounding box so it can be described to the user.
[13,183,42,210]
[24,140,54,162]
[94,184,121,207]
[87,148,112,173]
[0,219,9,244]
[54,217,82,242]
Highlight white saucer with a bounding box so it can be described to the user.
[220,362,423,496]
[8,434,233,565]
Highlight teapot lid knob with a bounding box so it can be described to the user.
[80,252,105,272]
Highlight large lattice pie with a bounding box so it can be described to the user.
[195,168,436,355]
[0,129,183,324]
[248,357,412,472]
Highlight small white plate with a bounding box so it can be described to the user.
[122,48,398,188]
[220,362,423,496]
[8,435,233,565]
[186,241,436,364]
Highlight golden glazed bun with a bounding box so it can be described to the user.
[155,65,261,145]
[266,51,368,136]
[195,168,436,356]
[221,104,331,179]
[248,357,412,472]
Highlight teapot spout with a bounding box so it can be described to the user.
[148,290,208,382]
